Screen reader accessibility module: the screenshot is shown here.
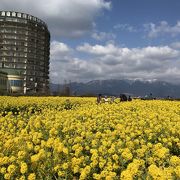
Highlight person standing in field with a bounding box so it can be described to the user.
[128,96,132,101]
[97,94,102,104]
[104,96,109,103]
[120,94,128,102]
[110,96,115,103]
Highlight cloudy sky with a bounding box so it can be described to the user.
[1,0,180,84]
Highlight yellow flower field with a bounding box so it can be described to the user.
[0,96,179,180]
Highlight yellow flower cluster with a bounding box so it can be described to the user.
[0,96,179,179]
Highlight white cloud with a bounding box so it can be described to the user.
[144,21,180,38]
[77,43,178,59]
[92,31,116,41]
[77,43,122,55]
[51,41,71,57]
[113,24,137,32]
[0,0,111,38]
[50,41,180,84]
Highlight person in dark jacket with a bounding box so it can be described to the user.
[128,95,132,101]
[97,94,102,104]
[120,94,128,102]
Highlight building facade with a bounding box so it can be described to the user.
[0,70,8,94]
[0,11,50,94]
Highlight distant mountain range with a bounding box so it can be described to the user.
[50,79,180,98]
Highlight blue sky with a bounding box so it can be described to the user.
[1,0,180,84]
[61,0,180,48]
